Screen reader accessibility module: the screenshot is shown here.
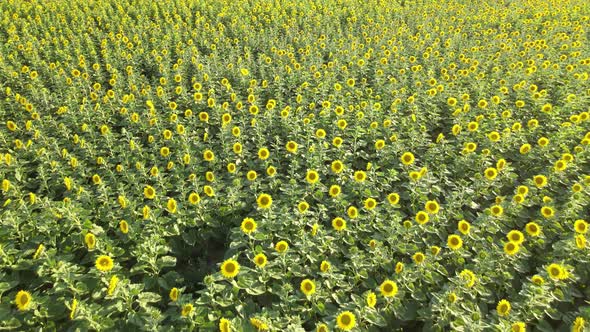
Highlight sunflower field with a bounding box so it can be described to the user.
[1,0,590,330]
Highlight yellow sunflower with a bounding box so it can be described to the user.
[256,193,272,209]
[400,152,415,165]
[300,279,316,296]
[95,255,114,272]
[336,311,356,331]
[220,259,240,279]
[496,299,511,317]
[15,290,32,311]
[447,235,463,250]
[253,253,267,268]
[241,218,257,234]
[379,279,398,297]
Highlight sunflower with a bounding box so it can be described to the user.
[220,259,240,279]
[393,262,404,274]
[241,218,257,234]
[447,235,463,250]
[257,193,272,209]
[517,185,529,196]
[413,252,425,264]
[219,318,231,332]
[364,198,377,210]
[554,159,567,172]
[331,160,344,173]
[575,234,586,249]
[203,149,215,161]
[460,269,477,288]
[166,198,177,214]
[336,311,356,331]
[332,217,347,232]
[540,206,554,218]
[169,287,179,302]
[525,222,541,236]
[573,317,585,332]
[484,168,498,180]
[511,322,526,332]
[181,304,193,317]
[538,137,549,147]
[519,143,531,154]
[286,141,298,153]
[531,275,545,285]
[415,211,429,225]
[247,170,257,181]
[458,220,470,235]
[267,166,276,177]
[488,131,501,142]
[92,174,102,185]
[533,175,547,188]
[15,290,32,311]
[95,255,114,272]
[319,260,331,273]
[160,146,170,157]
[490,205,503,217]
[400,152,415,165]
[574,219,588,234]
[507,230,524,244]
[374,139,386,150]
[306,170,320,184]
[496,299,511,317]
[188,192,201,205]
[379,280,398,297]
[353,170,366,182]
[547,263,567,280]
[119,220,129,234]
[107,275,119,296]
[366,291,377,308]
[329,185,341,198]
[300,279,316,296]
[275,241,289,253]
[513,194,525,204]
[144,185,156,199]
[424,200,440,214]
[85,233,96,250]
[253,253,268,268]
[298,201,309,213]
[503,242,520,256]
[258,148,270,160]
[387,193,400,205]
[347,206,358,219]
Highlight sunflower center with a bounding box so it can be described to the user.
[341,315,351,325]
[384,284,393,292]
[225,263,236,273]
